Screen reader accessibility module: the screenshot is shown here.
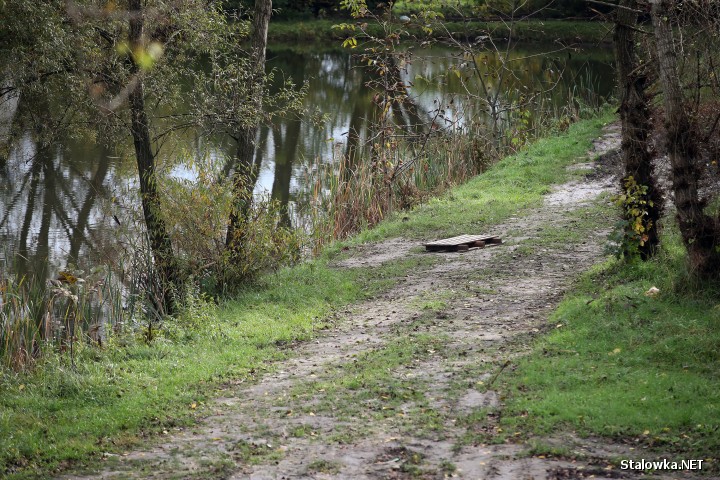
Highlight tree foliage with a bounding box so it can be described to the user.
[223,0,606,19]
[1,0,307,309]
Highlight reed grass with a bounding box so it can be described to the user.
[1,276,43,371]
[303,84,607,253]
[0,267,128,371]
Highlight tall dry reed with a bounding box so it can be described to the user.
[303,89,606,253]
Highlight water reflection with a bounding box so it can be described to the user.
[259,43,613,193]
[1,98,120,281]
[0,43,614,280]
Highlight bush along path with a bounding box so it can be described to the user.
[61,118,709,479]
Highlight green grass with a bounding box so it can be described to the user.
[268,19,610,45]
[280,334,450,444]
[0,262,363,479]
[499,225,720,470]
[231,439,285,465]
[529,197,617,247]
[307,458,342,474]
[341,111,615,245]
[0,112,613,479]
[289,334,445,415]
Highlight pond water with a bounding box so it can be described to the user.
[0,42,614,281]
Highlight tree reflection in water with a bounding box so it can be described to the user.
[0,44,614,282]
[1,97,117,284]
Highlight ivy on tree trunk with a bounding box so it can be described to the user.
[613,0,663,259]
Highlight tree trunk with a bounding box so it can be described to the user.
[614,0,663,259]
[650,0,720,275]
[128,0,180,314]
[271,119,301,228]
[226,0,272,253]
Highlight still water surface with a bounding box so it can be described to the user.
[0,43,614,280]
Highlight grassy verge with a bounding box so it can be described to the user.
[268,19,611,45]
[499,225,720,470]
[340,111,615,246]
[0,264,364,479]
[0,113,613,479]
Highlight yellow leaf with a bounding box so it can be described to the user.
[58,271,78,284]
[190,402,197,409]
[19,384,25,391]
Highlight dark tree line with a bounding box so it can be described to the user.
[226,0,608,19]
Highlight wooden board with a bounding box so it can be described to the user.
[424,234,502,252]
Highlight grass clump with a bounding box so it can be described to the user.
[500,225,720,470]
[231,439,284,465]
[294,334,444,408]
[307,458,342,474]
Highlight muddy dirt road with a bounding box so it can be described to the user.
[65,125,695,479]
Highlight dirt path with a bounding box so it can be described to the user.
[66,125,686,479]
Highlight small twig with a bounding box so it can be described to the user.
[486,360,511,388]
[706,112,720,142]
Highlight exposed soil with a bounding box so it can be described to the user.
[62,125,704,479]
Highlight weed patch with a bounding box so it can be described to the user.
[307,458,342,474]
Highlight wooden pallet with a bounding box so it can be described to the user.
[424,234,502,252]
